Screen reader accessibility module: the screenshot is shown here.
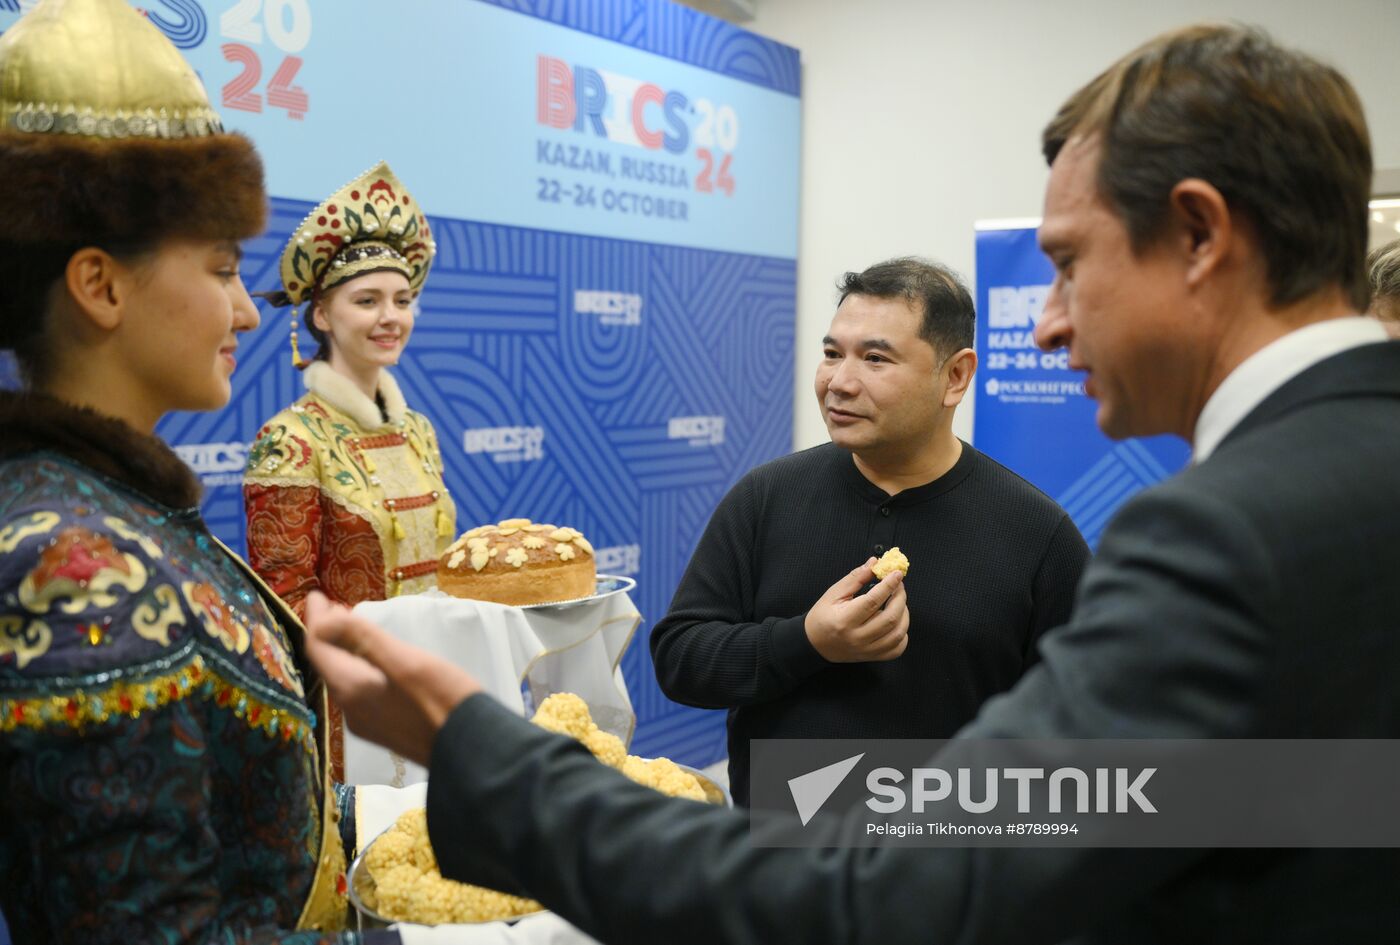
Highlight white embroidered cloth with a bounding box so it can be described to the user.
[345,589,640,787]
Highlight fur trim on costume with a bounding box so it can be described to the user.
[0,130,266,244]
[0,390,202,508]
[303,361,406,429]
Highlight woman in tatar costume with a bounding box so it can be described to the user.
[244,166,455,780]
[0,0,395,940]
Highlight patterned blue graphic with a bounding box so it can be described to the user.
[479,0,801,96]
[1054,441,1175,548]
[154,198,795,768]
[973,224,1189,548]
[146,0,208,48]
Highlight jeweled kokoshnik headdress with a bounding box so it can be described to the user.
[263,161,434,366]
[264,161,437,367]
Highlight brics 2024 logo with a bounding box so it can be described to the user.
[174,442,249,489]
[595,543,641,576]
[463,427,545,463]
[536,54,739,198]
[668,416,724,447]
[575,290,642,326]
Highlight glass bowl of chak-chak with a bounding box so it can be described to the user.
[348,693,729,929]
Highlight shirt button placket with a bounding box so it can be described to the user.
[873,504,897,559]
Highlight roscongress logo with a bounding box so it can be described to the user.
[984,379,1084,400]
[463,426,545,463]
[668,415,724,447]
[575,290,642,326]
[174,442,248,488]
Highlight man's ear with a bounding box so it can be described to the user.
[942,348,977,407]
[1168,178,1233,290]
[64,247,131,332]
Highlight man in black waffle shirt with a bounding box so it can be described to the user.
[650,258,1090,804]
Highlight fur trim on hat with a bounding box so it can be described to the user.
[0,130,266,244]
[0,389,202,508]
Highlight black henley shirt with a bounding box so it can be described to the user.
[650,441,1089,804]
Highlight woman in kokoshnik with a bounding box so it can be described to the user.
[0,0,393,941]
[243,163,455,781]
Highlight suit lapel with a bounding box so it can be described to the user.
[1215,341,1400,453]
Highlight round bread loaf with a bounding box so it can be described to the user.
[438,518,596,606]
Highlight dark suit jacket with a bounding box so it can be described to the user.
[426,342,1400,944]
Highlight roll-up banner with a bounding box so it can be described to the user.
[973,221,1188,549]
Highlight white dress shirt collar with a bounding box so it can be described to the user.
[1192,317,1387,463]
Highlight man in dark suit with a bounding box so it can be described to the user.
[304,23,1400,944]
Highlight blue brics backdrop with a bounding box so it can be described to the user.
[0,0,801,768]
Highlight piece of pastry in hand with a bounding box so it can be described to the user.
[438,518,595,605]
[872,546,910,580]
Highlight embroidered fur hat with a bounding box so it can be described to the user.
[0,0,267,248]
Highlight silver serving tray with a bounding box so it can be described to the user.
[517,574,636,612]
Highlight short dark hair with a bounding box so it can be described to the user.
[836,257,975,357]
[1042,24,1372,312]
[1368,239,1400,309]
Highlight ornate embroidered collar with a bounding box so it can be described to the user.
[0,389,202,508]
[302,361,407,430]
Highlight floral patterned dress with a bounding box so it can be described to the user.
[243,362,455,618]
